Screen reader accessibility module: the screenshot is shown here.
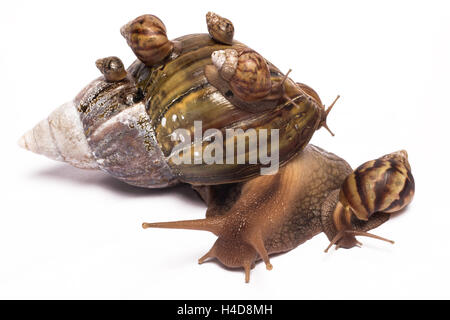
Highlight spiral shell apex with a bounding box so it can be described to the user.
[121,14,174,66]
[212,49,238,81]
[340,150,415,221]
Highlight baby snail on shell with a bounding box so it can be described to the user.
[120,14,181,66]
[95,56,127,82]
[206,12,234,45]
[18,12,415,283]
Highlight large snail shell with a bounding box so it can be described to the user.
[340,150,415,220]
[121,14,174,66]
[137,34,322,185]
[20,34,323,187]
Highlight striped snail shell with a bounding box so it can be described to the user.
[212,48,271,102]
[120,14,174,66]
[206,12,234,45]
[340,150,415,221]
[95,56,127,82]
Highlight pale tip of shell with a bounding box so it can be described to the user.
[211,50,226,70]
[399,150,408,159]
[17,135,27,150]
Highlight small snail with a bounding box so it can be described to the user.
[206,12,234,45]
[205,47,298,113]
[323,150,415,251]
[18,12,415,283]
[95,56,127,82]
[120,14,180,66]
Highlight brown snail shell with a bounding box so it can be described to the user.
[340,150,415,221]
[212,48,272,102]
[20,31,325,187]
[95,56,127,82]
[120,14,174,66]
[206,12,234,45]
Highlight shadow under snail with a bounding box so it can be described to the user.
[18,12,415,283]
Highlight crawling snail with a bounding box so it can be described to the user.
[143,147,414,282]
[18,12,415,282]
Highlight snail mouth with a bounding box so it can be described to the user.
[18,101,98,170]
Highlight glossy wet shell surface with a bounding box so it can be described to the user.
[130,34,322,185]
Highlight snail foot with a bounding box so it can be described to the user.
[142,215,274,283]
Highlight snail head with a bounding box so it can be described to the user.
[296,82,338,136]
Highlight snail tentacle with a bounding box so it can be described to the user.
[324,229,394,253]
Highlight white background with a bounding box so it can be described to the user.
[1,0,449,299]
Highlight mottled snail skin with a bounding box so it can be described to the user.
[143,146,414,282]
[143,145,352,282]
[95,56,127,82]
[211,48,238,81]
[206,12,234,45]
[322,150,414,250]
[120,14,176,66]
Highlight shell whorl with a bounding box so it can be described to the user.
[230,49,272,101]
[212,49,238,81]
[95,56,127,82]
[121,14,174,66]
[340,150,415,220]
[18,101,98,169]
[211,48,272,102]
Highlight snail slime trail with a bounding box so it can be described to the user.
[170,121,280,175]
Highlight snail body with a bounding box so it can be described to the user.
[144,145,352,282]
[143,146,415,282]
